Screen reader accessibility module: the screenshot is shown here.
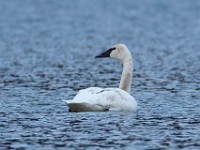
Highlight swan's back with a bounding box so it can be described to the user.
[65,87,137,112]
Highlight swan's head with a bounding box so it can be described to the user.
[95,43,130,61]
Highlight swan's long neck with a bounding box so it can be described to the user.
[119,55,133,93]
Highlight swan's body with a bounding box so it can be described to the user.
[64,87,137,112]
[63,44,137,112]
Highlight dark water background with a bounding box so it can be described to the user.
[0,0,200,149]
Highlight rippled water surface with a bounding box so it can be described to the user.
[0,0,200,149]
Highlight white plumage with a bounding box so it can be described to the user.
[64,87,137,112]
[63,44,138,112]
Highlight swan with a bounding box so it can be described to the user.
[63,43,137,112]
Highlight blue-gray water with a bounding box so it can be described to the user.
[0,0,200,149]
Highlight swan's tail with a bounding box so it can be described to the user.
[62,100,109,112]
[62,100,72,104]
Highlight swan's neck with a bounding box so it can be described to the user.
[119,57,133,93]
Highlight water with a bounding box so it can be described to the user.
[0,0,200,149]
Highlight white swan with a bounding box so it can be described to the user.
[63,44,137,112]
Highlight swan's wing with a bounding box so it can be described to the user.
[98,88,137,111]
[62,87,103,104]
[63,88,110,112]
[64,87,137,112]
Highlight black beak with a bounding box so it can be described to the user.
[95,47,116,58]
[95,50,110,58]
